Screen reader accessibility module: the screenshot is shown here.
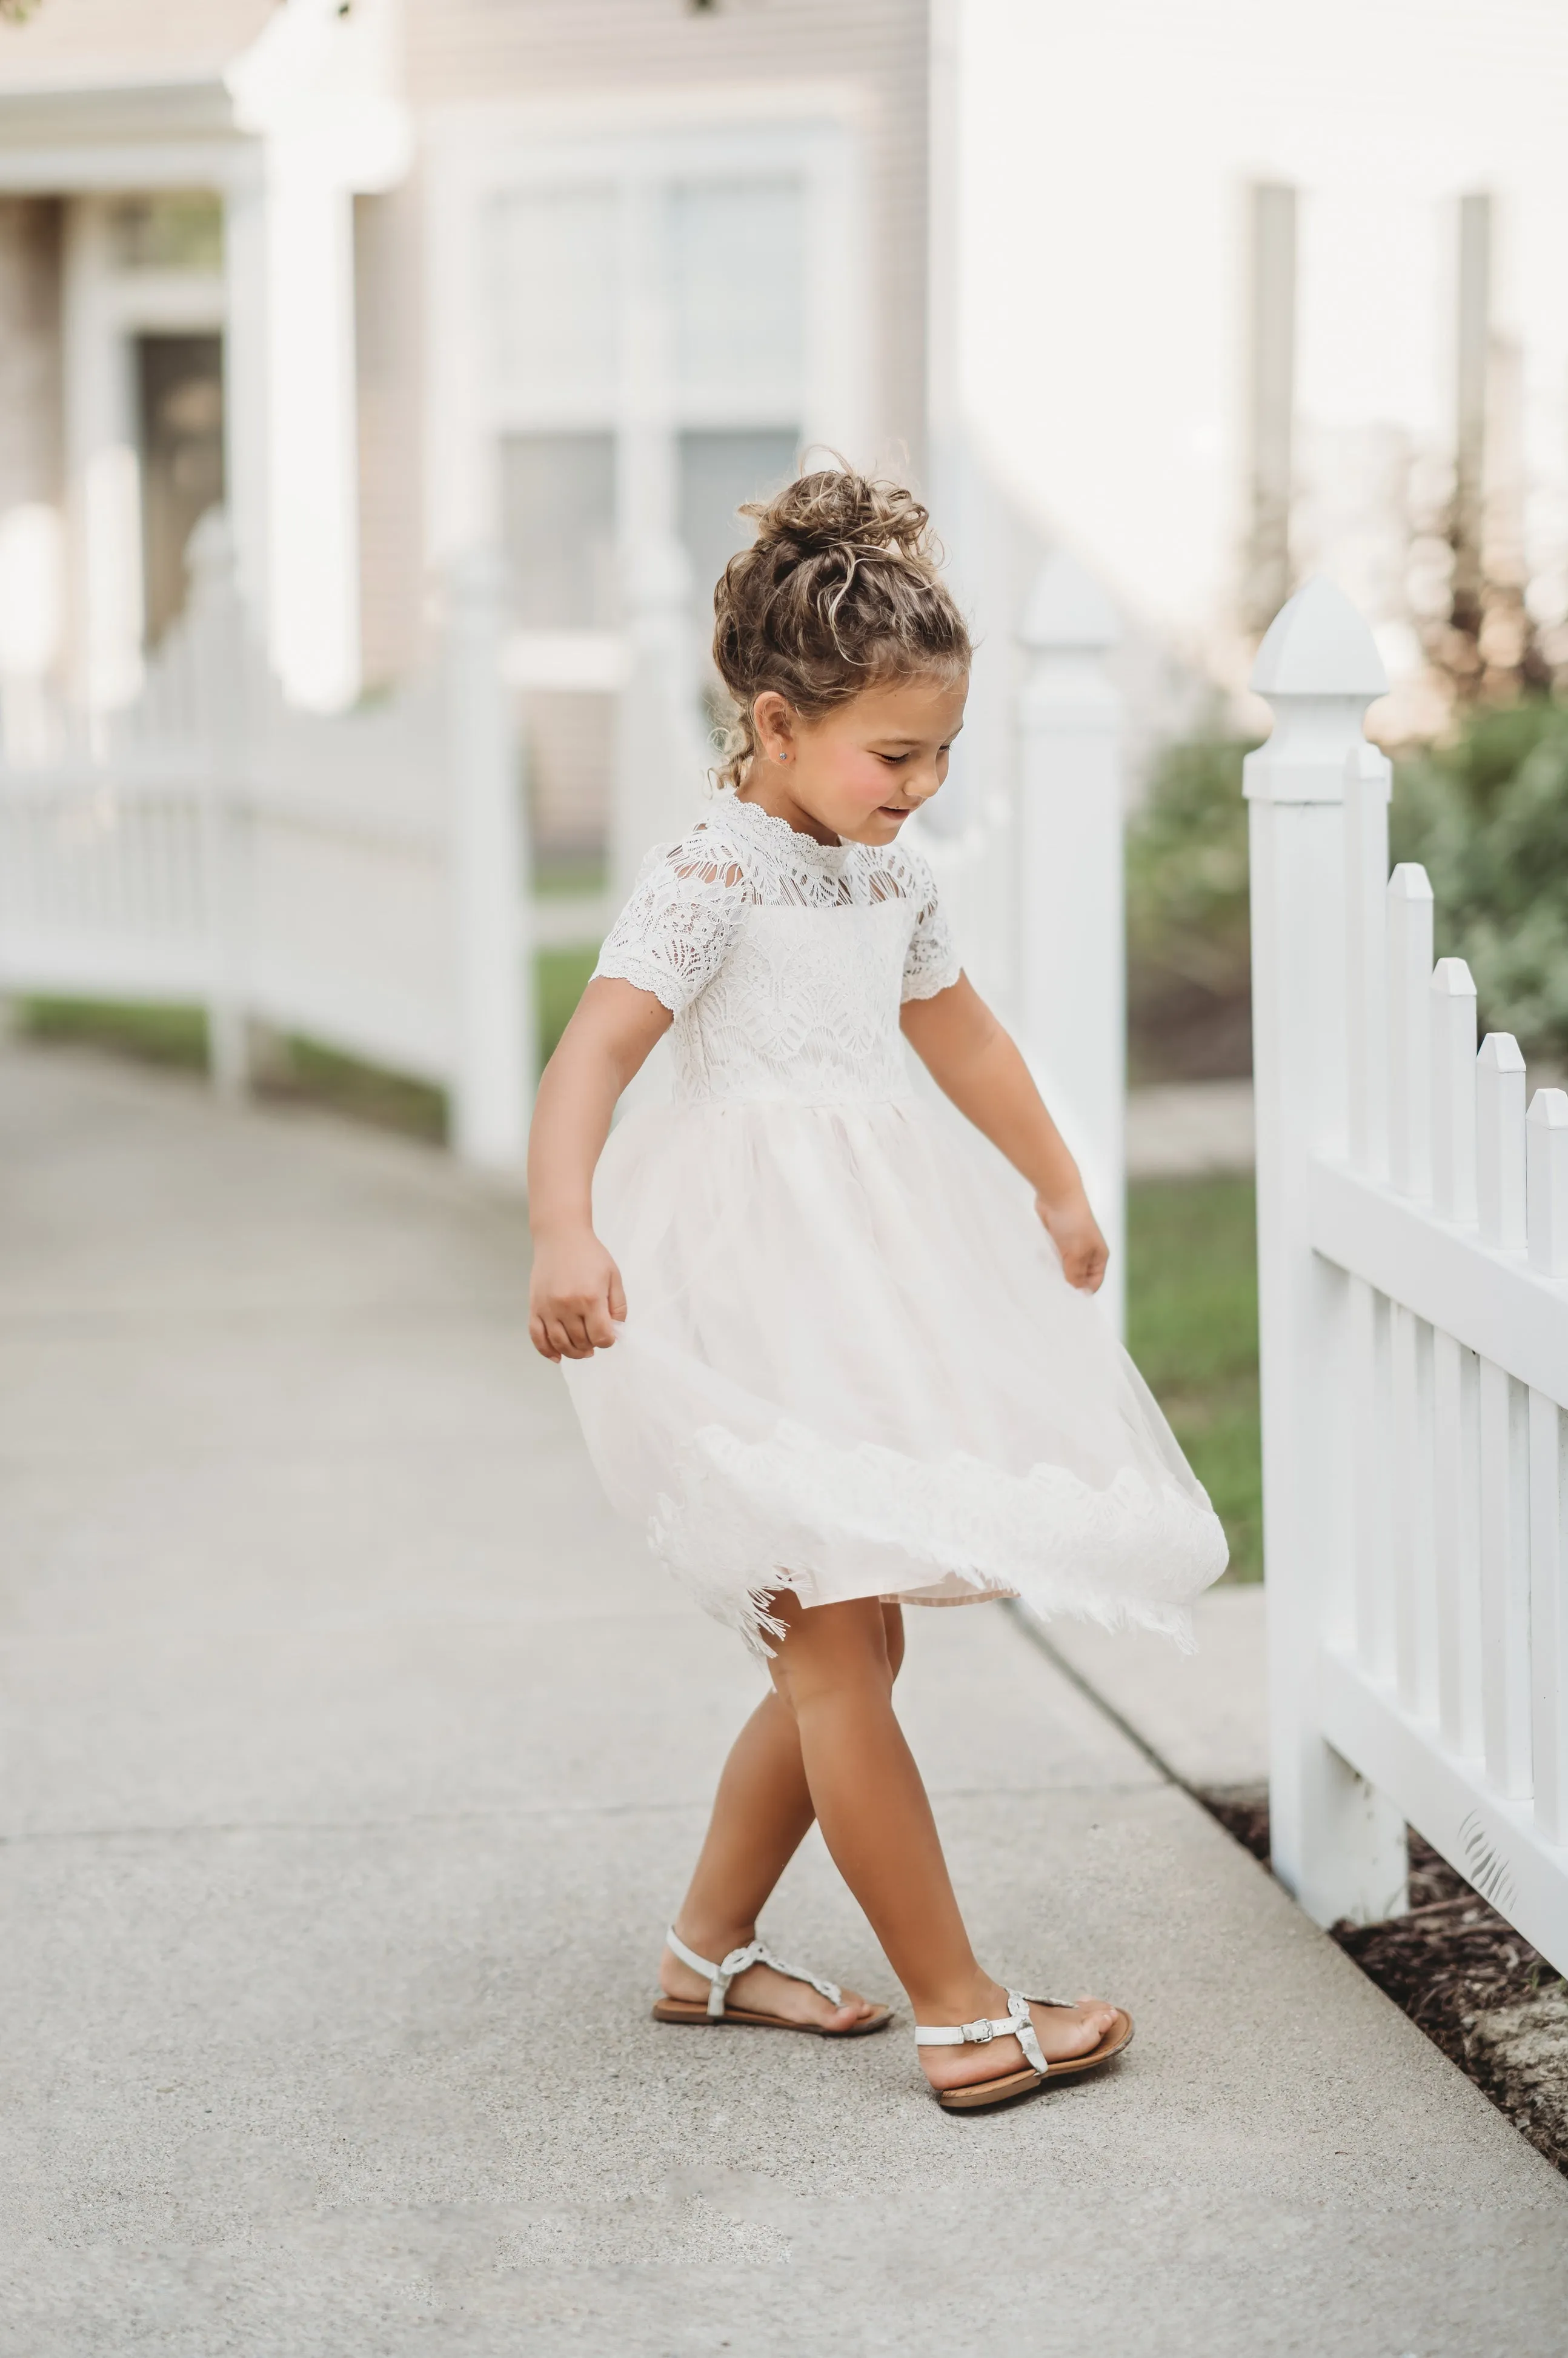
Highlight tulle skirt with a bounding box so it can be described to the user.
[562,1094,1229,1652]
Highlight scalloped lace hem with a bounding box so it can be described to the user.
[646,1418,1227,1658]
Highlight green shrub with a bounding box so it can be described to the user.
[1126,695,1568,1076]
[1125,728,1257,1081]
[1392,700,1568,1062]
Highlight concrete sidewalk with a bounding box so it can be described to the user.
[2,1041,1565,2358]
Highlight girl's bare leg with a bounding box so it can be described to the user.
[659,1604,905,2030]
[762,1593,1117,2093]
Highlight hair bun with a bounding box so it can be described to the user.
[744,466,934,563]
[711,460,969,791]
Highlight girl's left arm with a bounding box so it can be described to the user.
[900,975,1109,1293]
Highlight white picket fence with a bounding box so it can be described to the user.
[1251,579,1568,1972]
[0,511,1130,1228]
[0,513,534,1167]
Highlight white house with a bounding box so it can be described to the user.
[0,0,938,874]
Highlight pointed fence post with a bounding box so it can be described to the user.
[1430,958,1478,1224]
[1246,578,1409,1927]
[1477,1033,1529,1250]
[1527,1089,1568,1277]
[185,509,250,1097]
[447,547,533,1171]
[1387,864,1434,1199]
[1017,552,1125,1335]
[612,537,711,909]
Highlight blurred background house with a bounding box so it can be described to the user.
[4,4,1568,1003]
[0,0,930,860]
[4,0,1568,1577]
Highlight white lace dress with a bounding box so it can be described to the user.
[562,793,1228,1650]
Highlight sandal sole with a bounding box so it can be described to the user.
[936,2008,1134,2110]
[652,1999,894,2037]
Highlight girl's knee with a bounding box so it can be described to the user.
[767,1594,895,1713]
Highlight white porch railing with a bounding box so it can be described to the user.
[0,513,536,1169]
[1249,578,1568,1969]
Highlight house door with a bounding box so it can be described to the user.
[136,333,225,647]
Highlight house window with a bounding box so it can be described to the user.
[500,432,617,630]
[447,113,862,878]
[669,179,804,410]
[677,428,797,613]
[490,188,618,413]
[480,155,828,873]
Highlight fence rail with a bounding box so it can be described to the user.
[1250,579,1568,1970]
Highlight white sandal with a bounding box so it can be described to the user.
[916,1988,1133,2110]
[653,1927,893,2037]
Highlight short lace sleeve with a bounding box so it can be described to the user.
[592,830,756,1014]
[896,846,962,1002]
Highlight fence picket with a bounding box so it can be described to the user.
[1387,864,1434,1198]
[1526,1088,1568,1276]
[1478,1357,1533,1799]
[1349,1275,1394,1680]
[1432,1330,1483,1756]
[1531,1390,1568,1841]
[1390,1302,1438,1717]
[1477,1033,1528,1251]
[1430,959,1478,1224]
[1344,742,1392,1177]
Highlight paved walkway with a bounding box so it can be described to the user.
[3,1041,1566,2357]
[1126,1079,1254,1179]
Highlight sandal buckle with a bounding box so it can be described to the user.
[963,2016,994,2043]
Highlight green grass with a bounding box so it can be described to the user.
[18,995,210,1070]
[538,946,599,1066]
[261,1036,447,1144]
[17,996,447,1144]
[1126,1174,1261,1582]
[18,955,603,1139]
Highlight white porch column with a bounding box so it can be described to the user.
[225,0,410,710]
[62,199,144,725]
[1017,552,1126,1336]
[222,167,271,649]
[257,146,360,711]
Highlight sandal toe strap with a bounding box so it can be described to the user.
[666,1926,843,2018]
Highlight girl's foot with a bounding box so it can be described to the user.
[916,1986,1121,2097]
[660,1932,883,2033]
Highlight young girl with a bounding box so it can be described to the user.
[527,468,1227,2111]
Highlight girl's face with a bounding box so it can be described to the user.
[747,673,969,847]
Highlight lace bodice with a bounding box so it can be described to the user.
[593,796,962,1106]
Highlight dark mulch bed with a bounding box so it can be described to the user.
[1197,1787,1568,2174]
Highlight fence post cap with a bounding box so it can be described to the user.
[1019,550,1120,651]
[1250,576,1389,698]
[1527,1085,1568,1128]
[1479,1031,1527,1073]
[1430,955,1477,997]
[1387,861,1434,904]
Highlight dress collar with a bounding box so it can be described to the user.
[720,791,851,873]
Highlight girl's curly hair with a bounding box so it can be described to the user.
[710,464,971,790]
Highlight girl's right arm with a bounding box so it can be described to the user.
[527,978,672,1361]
